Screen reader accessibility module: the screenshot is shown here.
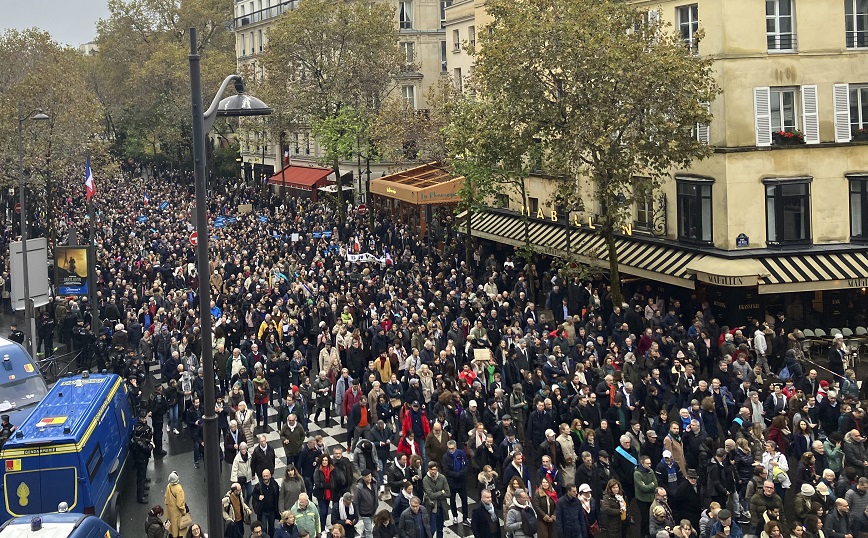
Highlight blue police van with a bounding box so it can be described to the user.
[0,374,133,527]
[0,338,49,431]
[0,513,120,538]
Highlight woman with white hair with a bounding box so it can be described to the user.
[236,401,256,449]
[231,442,254,502]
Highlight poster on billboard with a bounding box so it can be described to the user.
[55,246,90,296]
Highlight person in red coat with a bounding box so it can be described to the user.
[342,381,364,444]
[397,431,422,460]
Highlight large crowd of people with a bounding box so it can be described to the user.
[5,166,868,538]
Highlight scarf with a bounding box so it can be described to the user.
[581,496,591,513]
[322,466,332,501]
[338,500,355,521]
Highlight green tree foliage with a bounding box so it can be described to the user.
[259,0,403,223]
[462,0,718,304]
[92,0,236,171]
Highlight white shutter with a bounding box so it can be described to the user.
[696,102,711,144]
[801,85,819,144]
[754,87,772,147]
[648,9,661,24]
[834,83,852,143]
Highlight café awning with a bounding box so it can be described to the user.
[756,251,868,293]
[369,163,462,205]
[268,165,333,191]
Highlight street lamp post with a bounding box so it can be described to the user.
[188,27,272,538]
[17,104,49,359]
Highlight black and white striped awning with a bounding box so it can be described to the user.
[460,210,868,293]
[459,210,701,288]
[758,252,868,293]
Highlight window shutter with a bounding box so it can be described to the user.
[754,87,772,147]
[696,102,711,144]
[801,85,819,144]
[834,83,852,143]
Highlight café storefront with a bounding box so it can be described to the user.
[369,163,463,240]
[461,207,868,327]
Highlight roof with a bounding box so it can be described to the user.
[268,165,333,190]
[0,514,114,538]
[3,374,123,447]
[369,163,463,205]
[0,337,42,386]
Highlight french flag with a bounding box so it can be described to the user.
[353,235,361,253]
[143,192,150,205]
[384,248,393,266]
[85,157,95,201]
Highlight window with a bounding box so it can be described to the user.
[453,30,460,51]
[527,197,539,215]
[258,29,263,52]
[454,68,462,93]
[770,87,798,133]
[846,0,868,48]
[241,34,246,56]
[402,85,416,109]
[677,179,713,244]
[496,193,510,209]
[850,177,868,239]
[676,5,699,53]
[850,84,868,135]
[634,187,653,230]
[440,0,451,29]
[399,1,413,29]
[468,26,476,47]
[400,42,415,71]
[304,133,311,155]
[293,133,299,154]
[755,86,819,145]
[766,0,795,51]
[765,180,811,245]
[86,444,103,481]
[440,41,448,72]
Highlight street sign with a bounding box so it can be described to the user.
[190,231,198,246]
[14,203,21,214]
[357,204,368,215]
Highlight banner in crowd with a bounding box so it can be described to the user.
[346,252,385,264]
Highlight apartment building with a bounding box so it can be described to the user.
[461,0,868,325]
[233,0,448,201]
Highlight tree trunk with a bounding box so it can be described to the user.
[333,159,345,225]
[464,176,473,270]
[604,223,622,307]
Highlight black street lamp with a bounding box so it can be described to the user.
[188,27,272,538]
[17,105,49,358]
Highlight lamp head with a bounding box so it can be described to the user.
[32,111,50,121]
[217,79,272,118]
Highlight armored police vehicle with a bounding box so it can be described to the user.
[0,338,49,433]
[0,374,133,527]
[0,513,120,538]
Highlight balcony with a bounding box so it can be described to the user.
[235,0,297,28]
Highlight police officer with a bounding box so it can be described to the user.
[0,414,15,448]
[8,324,24,345]
[94,328,111,372]
[127,376,143,416]
[148,384,169,458]
[131,410,154,504]
[75,321,96,371]
[37,312,56,357]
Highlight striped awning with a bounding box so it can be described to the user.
[460,210,701,288]
[758,252,868,293]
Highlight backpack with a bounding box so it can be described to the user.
[778,365,790,380]
[509,506,538,537]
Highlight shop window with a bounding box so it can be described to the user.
[677,178,713,244]
[765,179,811,246]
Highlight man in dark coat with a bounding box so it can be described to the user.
[612,434,639,501]
[250,433,277,481]
[556,484,588,538]
[673,469,703,529]
[525,401,551,464]
[252,468,280,537]
[471,489,503,538]
[398,497,433,538]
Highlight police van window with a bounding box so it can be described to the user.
[86,444,103,481]
[0,377,45,411]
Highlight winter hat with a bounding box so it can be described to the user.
[800,484,815,496]
[168,471,180,484]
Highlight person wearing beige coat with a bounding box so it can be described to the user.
[164,472,188,538]
[663,424,688,476]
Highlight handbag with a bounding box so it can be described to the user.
[590,521,601,535]
[390,397,402,408]
[178,503,193,530]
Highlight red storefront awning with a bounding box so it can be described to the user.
[268,165,333,191]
